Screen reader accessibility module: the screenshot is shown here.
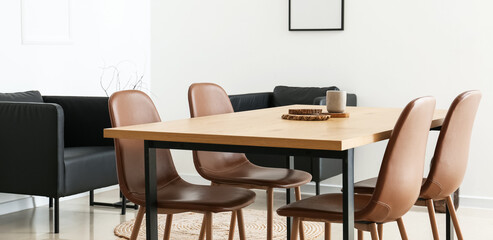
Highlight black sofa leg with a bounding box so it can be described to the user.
[316,181,321,195]
[89,190,95,206]
[90,190,137,214]
[121,194,126,215]
[54,198,59,234]
[49,197,53,208]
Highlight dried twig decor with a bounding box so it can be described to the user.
[100,60,146,96]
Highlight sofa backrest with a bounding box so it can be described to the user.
[272,86,339,106]
[43,96,113,147]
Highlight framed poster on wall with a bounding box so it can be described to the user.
[21,0,72,44]
[289,0,344,31]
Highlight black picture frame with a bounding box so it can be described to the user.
[289,0,344,31]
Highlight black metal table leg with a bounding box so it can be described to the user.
[446,203,454,240]
[342,149,355,240]
[145,141,158,240]
[286,155,295,239]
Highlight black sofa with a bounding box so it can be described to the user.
[229,86,357,195]
[0,91,123,233]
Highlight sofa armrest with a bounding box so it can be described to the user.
[0,102,64,197]
[43,96,113,147]
[313,93,358,106]
[228,92,273,112]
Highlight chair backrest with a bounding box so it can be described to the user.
[188,83,250,175]
[421,90,481,199]
[358,96,436,223]
[108,90,179,203]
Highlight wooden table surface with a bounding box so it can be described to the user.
[104,105,447,151]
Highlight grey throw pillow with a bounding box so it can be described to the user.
[0,90,43,102]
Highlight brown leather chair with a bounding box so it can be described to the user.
[353,90,481,240]
[188,83,312,240]
[277,96,436,240]
[108,90,256,240]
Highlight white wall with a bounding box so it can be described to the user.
[0,0,150,212]
[151,0,493,207]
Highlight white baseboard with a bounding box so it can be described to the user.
[181,174,493,209]
[459,195,493,209]
[0,185,120,216]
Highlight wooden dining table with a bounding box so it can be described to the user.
[104,105,448,240]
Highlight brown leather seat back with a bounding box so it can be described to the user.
[359,97,436,222]
[421,91,481,199]
[188,83,250,174]
[108,90,180,203]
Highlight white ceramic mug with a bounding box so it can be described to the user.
[326,90,347,113]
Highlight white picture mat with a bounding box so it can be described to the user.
[21,0,71,44]
[291,0,342,29]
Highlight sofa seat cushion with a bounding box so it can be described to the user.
[0,90,43,102]
[273,86,339,106]
[63,146,117,196]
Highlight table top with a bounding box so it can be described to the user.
[104,105,447,151]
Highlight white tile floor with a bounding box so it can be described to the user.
[0,189,490,240]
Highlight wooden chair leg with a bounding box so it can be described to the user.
[325,223,331,240]
[201,181,217,240]
[426,199,440,240]
[163,214,173,240]
[237,210,247,240]
[130,207,145,240]
[358,229,364,240]
[377,223,383,240]
[267,188,274,240]
[228,211,237,240]
[370,223,379,240]
[205,212,213,240]
[294,187,305,240]
[199,214,206,240]
[446,195,464,240]
[396,218,408,240]
[291,217,300,240]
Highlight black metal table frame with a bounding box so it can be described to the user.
[142,138,455,240]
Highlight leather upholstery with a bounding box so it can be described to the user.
[43,96,114,147]
[353,91,482,202]
[421,91,481,200]
[0,96,119,198]
[108,90,255,212]
[278,96,436,223]
[0,102,64,197]
[272,86,339,106]
[188,83,312,188]
[229,92,273,112]
[64,146,118,196]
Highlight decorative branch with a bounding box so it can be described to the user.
[99,60,145,97]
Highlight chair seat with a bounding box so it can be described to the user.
[131,178,256,213]
[203,162,312,189]
[277,193,372,222]
[354,177,427,195]
[353,177,379,195]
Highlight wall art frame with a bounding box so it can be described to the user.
[289,0,344,31]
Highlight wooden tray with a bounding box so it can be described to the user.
[282,114,330,121]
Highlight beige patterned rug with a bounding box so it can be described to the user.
[115,209,324,240]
